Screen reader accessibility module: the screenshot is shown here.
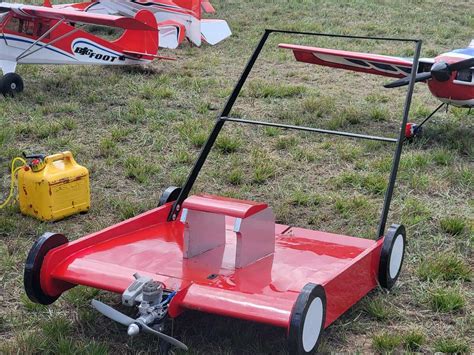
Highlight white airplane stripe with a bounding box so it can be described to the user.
[314,53,410,76]
[1,34,77,60]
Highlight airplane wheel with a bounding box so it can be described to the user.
[288,283,326,355]
[405,123,422,139]
[158,186,182,207]
[1,73,24,97]
[379,224,406,290]
[24,232,68,305]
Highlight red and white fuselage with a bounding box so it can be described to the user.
[428,47,474,107]
[0,3,160,76]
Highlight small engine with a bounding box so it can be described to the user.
[121,274,169,336]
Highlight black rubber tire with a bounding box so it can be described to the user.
[288,283,326,355]
[1,73,24,97]
[378,224,406,290]
[24,232,68,305]
[158,186,182,207]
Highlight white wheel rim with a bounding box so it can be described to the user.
[389,234,404,279]
[302,297,323,352]
[10,83,16,90]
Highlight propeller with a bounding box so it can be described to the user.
[385,57,474,89]
[91,299,188,351]
[384,72,432,89]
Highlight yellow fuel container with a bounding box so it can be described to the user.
[18,151,90,221]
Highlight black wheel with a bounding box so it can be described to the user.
[158,186,182,207]
[24,232,68,305]
[1,73,24,97]
[378,224,406,290]
[288,283,326,355]
[405,123,423,140]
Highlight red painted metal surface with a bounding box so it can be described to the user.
[40,197,383,329]
[183,194,268,218]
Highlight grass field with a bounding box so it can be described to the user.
[0,0,473,353]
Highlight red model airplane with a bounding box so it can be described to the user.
[280,41,474,137]
[56,0,232,48]
[0,2,169,96]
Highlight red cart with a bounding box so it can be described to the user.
[24,30,422,354]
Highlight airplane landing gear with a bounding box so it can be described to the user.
[0,73,24,97]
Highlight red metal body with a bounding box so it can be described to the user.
[40,196,383,330]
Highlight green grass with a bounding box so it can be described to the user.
[402,329,425,351]
[432,148,454,166]
[368,106,389,122]
[0,0,473,353]
[288,190,321,207]
[400,197,431,227]
[335,171,387,195]
[335,195,370,218]
[251,149,276,184]
[428,287,466,313]
[41,316,74,341]
[247,81,307,98]
[303,96,336,117]
[276,135,298,150]
[434,337,470,353]
[418,254,472,282]
[339,106,362,125]
[226,168,244,185]
[98,138,118,158]
[123,156,160,184]
[363,297,397,321]
[372,329,427,352]
[110,198,149,220]
[372,332,402,351]
[216,135,242,154]
[440,216,466,235]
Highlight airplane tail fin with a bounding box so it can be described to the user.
[201,19,231,45]
[158,20,186,49]
[113,10,159,57]
[173,0,202,18]
[172,0,231,46]
[171,0,202,46]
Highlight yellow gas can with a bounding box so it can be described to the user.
[18,151,90,221]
